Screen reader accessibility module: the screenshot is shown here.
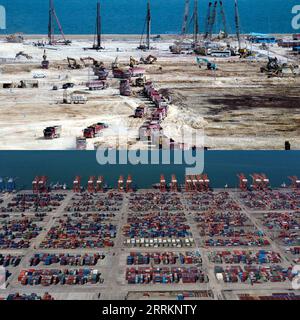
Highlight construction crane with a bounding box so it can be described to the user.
[219,1,228,38]
[196,57,217,70]
[204,2,213,39]
[193,0,199,45]
[138,0,151,50]
[48,0,71,45]
[94,2,103,50]
[234,0,251,57]
[208,1,218,40]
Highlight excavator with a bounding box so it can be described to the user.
[260,57,300,77]
[140,55,157,64]
[15,51,33,60]
[80,57,98,67]
[129,56,140,68]
[67,57,82,69]
[196,57,217,70]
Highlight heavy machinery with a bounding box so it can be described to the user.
[15,51,32,60]
[140,55,157,64]
[48,0,71,45]
[289,176,300,189]
[137,0,151,50]
[43,125,62,139]
[73,176,81,192]
[83,123,108,139]
[67,57,82,69]
[260,57,299,77]
[134,105,146,118]
[80,56,98,67]
[169,0,190,54]
[76,137,87,150]
[86,80,108,90]
[120,79,132,96]
[196,57,217,70]
[6,33,24,43]
[41,50,49,69]
[63,91,87,104]
[234,0,252,58]
[129,56,139,68]
[87,176,96,193]
[237,173,248,191]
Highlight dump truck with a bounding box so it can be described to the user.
[86,80,108,91]
[120,79,132,96]
[76,137,87,150]
[43,126,62,139]
[134,106,146,118]
[113,68,132,79]
[83,123,108,139]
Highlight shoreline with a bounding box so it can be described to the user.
[0,33,295,40]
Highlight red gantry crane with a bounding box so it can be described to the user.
[87,176,96,193]
[170,175,178,192]
[126,175,133,193]
[73,176,81,193]
[237,173,248,191]
[160,175,166,192]
[289,176,300,189]
[96,176,104,192]
[118,175,124,192]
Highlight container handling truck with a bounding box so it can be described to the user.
[43,125,62,139]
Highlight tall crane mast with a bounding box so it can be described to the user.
[193,0,199,44]
[138,0,151,50]
[234,0,241,50]
[146,0,151,50]
[182,0,190,36]
[208,1,218,40]
[48,0,70,45]
[219,1,228,38]
[93,2,103,50]
[204,2,212,39]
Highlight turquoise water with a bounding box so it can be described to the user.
[0,0,299,35]
[0,151,299,189]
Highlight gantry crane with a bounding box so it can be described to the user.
[87,176,96,193]
[73,176,81,193]
[96,176,104,192]
[237,173,248,191]
[160,174,166,192]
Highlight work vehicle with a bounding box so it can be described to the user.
[43,126,62,139]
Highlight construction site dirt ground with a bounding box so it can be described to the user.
[0,35,299,150]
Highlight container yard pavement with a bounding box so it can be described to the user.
[0,188,300,300]
[0,36,300,150]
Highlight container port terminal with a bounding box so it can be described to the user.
[0,1,300,150]
[0,173,300,300]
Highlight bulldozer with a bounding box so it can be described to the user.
[15,51,33,60]
[67,57,82,70]
[140,55,157,64]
